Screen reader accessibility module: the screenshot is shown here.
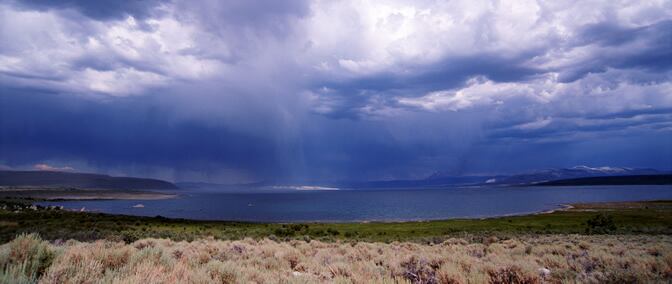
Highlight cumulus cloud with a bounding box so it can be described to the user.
[0,3,227,96]
[301,1,672,119]
[0,0,670,181]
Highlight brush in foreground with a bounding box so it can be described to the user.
[1,234,671,283]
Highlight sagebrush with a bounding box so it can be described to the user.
[1,234,671,283]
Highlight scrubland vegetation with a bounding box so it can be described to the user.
[1,233,671,283]
[1,199,671,283]
[1,199,671,244]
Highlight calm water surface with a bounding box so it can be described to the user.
[39,185,672,222]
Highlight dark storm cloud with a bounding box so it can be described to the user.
[577,20,671,50]
[177,0,309,34]
[169,0,310,65]
[583,108,672,120]
[309,52,543,119]
[13,0,168,20]
[296,118,442,179]
[0,87,461,181]
[324,53,541,93]
[0,89,283,180]
[558,20,672,82]
[488,114,672,142]
[466,131,672,174]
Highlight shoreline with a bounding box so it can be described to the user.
[1,198,670,244]
[1,186,668,224]
[0,188,177,201]
[28,199,659,224]
[536,203,575,215]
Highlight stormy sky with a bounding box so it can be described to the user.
[0,0,671,183]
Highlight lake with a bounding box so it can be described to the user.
[39,185,672,222]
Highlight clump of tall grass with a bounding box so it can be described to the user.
[0,233,55,283]
[0,234,670,283]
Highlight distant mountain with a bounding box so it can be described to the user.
[424,171,503,185]
[175,182,227,189]
[174,182,251,192]
[179,166,669,191]
[247,174,498,190]
[0,171,178,190]
[487,166,666,186]
[536,174,672,186]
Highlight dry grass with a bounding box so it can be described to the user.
[1,234,671,283]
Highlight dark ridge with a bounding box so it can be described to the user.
[534,174,672,186]
[0,170,178,190]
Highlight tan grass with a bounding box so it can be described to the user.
[0,234,670,283]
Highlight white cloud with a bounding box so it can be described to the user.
[1,0,669,98]
[516,117,552,130]
[34,163,74,172]
[301,0,670,78]
[76,67,166,95]
[396,67,672,139]
[397,76,551,111]
[0,3,224,96]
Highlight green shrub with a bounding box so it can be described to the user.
[327,228,340,236]
[585,214,617,234]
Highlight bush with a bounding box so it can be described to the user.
[487,265,539,284]
[274,228,288,237]
[122,233,139,244]
[0,262,36,284]
[0,233,54,281]
[585,214,617,234]
[0,234,670,283]
[326,228,340,236]
[400,256,437,283]
[206,260,239,283]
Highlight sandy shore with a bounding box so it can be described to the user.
[536,204,575,215]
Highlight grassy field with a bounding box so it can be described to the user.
[1,198,671,244]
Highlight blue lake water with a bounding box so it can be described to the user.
[38,185,672,222]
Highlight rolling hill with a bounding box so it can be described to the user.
[0,171,178,190]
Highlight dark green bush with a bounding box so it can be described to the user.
[585,214,617,234]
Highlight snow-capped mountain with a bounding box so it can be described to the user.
[487,166,664,185]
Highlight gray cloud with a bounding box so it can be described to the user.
[13,0,168,21]
[0,0,671,181]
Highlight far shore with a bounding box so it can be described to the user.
[0,187,177,200]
